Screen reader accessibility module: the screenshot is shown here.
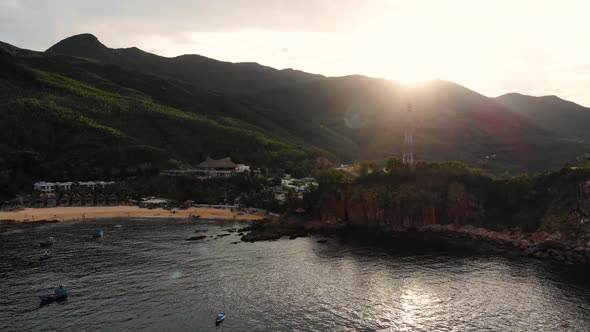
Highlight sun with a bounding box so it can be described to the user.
[391,68,433,86]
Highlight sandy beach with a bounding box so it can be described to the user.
[0,206,266,222]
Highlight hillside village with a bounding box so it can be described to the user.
[2,156,318,212]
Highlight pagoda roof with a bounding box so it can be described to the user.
[196,157,237,169]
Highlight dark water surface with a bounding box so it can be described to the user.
[1,218,590,331]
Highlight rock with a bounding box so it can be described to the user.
[223,228,237,233]
[230,241,239,244]
[554,255,566,262]
[317,239,328,244]
[585,248,590,260]
[537,240,565,251]
[571,253,586,263]
[523,247,537,256]
[288,232,308,240]
[573,246,585,253]
[546,231,562,241]
[418,224,442,232]
[519,240,533,248]
[186,235,207,241]
[238,232,244,236]
[216,233,231,238]
[533,251,549,259]
[241,232,282,242]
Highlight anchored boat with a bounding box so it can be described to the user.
[93,230,104,238]
[39,237,55,248]
[38,285,68,303]
[39,251,52,261]
[215,312,225,325]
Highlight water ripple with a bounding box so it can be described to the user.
[1,218,590,331]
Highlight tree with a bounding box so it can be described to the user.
[358,160,370,177]
[385,157,404,173]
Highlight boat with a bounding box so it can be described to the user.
[114,224,122,228]
[215,312,225,325]
[39,251,52,261]
[93,229,104,238]
[39,237,55,248]
[38,285,68,303]
[190,215,201,220]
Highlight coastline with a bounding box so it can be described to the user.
[0,206,265,223]
[242,218,590,265]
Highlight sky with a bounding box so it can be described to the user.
[2,0,590,106]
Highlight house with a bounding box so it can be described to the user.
[78,181,97,190]
[195,157,238,178]
[33,180,115,193]
[161,157,255,179]
[236,164,250,173]
[33,182,56,193]
[56,182,73,191]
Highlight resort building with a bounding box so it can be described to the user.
[161,157,258,179]
[33,182,56,193]
[196,157,239,178]
[33,180,115,192]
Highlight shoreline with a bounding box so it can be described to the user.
[0,206,265,223]
[243,218,590,265]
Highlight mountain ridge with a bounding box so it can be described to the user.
[1,34,589,199]
[47,33,325,95]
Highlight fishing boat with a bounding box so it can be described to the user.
[38,285,68,303]
[39,251,52,261]
[215,312,225,325]
[39,237,55,248]
[93,229,104,238]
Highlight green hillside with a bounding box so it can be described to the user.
[44,34,590,174]
[0,43,331,198]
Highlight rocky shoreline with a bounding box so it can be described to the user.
[239,219,590,265]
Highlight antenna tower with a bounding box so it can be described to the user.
[402,101,414,165]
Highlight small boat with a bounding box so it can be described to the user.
[92,230,104,238]
[38,285,68,303]
[39,237,55,248]
[114,224,122,229]
[39,251,52,261]
[215,312,225,325]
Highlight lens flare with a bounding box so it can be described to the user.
[344,106,368,129]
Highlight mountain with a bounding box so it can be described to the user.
[0,40,332,199]
[495,93,590,142]
[1,33,589,198]
[47,33,324,95]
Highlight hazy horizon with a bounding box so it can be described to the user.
[2,0,590,106]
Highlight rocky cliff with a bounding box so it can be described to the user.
[316,167,590,263]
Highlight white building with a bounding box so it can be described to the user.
[33,182,56,193]
[33,180,115,192]
[161,157,254,179]
[236,164,251,173]
[56,182,73,191]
